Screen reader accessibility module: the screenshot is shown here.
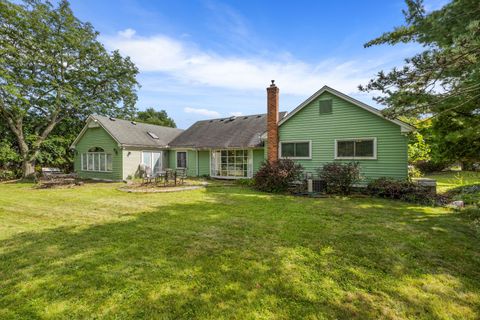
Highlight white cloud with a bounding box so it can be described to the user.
[184,107,220,118]
[102,29,407,96]
[118,28,136,39]
[230,112,243,116]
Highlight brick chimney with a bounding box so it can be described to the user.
[267,80,279,162]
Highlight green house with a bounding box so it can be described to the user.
[71,85,414,182]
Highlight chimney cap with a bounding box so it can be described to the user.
[270,80,275,86]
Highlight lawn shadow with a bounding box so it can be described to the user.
[1,186,479,319]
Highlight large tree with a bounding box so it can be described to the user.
[135,108,176,128]
[360,0,480,164]
[0,0,139,177]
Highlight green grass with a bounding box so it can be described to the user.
[425,171,480,193]
[0,180,479,319]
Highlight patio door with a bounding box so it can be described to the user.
[142,151,162,174]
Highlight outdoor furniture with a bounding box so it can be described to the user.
[175,168,187,185]
[142,166,154,184]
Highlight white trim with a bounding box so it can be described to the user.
[277,86,415,133]
[334,137,377,160]
[176,150,188,169]
[279,140,312,160]
[209,149,252,178]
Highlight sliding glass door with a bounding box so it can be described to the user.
[211,150,252,178]
[142,151,162,174]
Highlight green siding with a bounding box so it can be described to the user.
[278,92,408,182]
[252,149,265,174]
[168,149,198,176]
[73,126,122,180]
[198,151,210,176]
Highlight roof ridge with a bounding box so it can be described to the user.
[93,114,183,131]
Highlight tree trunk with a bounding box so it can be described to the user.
[22,159,36,178]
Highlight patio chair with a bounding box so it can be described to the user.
[142,166,154,184]
[176,168,187,185]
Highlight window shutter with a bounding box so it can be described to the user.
[319,99,332,114]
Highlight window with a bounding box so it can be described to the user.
[319,99,332,114]
[211,149,251,178]
[142,151,162,174]
[81,147,113,172]
[335,138,376,159]
[147,131,159,139]
[176,151,187,168]
[280,141,311,159]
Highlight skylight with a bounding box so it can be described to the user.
[147,131,159,139]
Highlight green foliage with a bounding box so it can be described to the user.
[414,160,449,174]
[367,177,435,204]
[135,108,176,127]
[235,178,254,187]
[0,0,139,176]
[408,165,422,179]
[317,162,361,195]
[360,0,480,164]
[253,159,303,193]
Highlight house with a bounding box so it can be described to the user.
[71,83,414,181]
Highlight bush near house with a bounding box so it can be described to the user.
[366,177,435,205]
[414,160,450,174]
[253,159,303,193]
[317,162,361,195]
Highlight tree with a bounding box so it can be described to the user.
[135,108,176,128]
[0,0,139,177]
[360,0,480,164]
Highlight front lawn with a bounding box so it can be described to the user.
[0,178,479,319]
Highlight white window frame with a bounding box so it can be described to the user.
[141,151,163,174]
[176,151,188,169]
[279,140,312,160]
[81,152,113,172]
[210,149,253,179]
[334,137,377,160]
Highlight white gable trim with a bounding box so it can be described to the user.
[70,115,122,148]
[278,86,415,133]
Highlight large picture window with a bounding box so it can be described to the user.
[280,141,311,159]
[81,147,113,172]
[335,138,376,159]
[211,150,251,178]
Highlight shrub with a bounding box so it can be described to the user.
[366,177,435,204]
[317,162,361,195]
[0,169,20,181]
[414,160,449,174]
[408,165,422,179]
[253,159,303,193]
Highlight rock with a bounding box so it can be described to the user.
[448,200,464,209]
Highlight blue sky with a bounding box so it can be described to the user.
[69,0,447,128]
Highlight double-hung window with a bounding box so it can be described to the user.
[176,151,187,168]
[335,138,377,159]
[280,141,311,159]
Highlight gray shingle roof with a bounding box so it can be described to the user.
[169,112,287,149]
[93,115,184,148]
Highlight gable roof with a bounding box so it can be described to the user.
[71,114,184,148]
[278,85,415,133]
[169,112,287,149]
